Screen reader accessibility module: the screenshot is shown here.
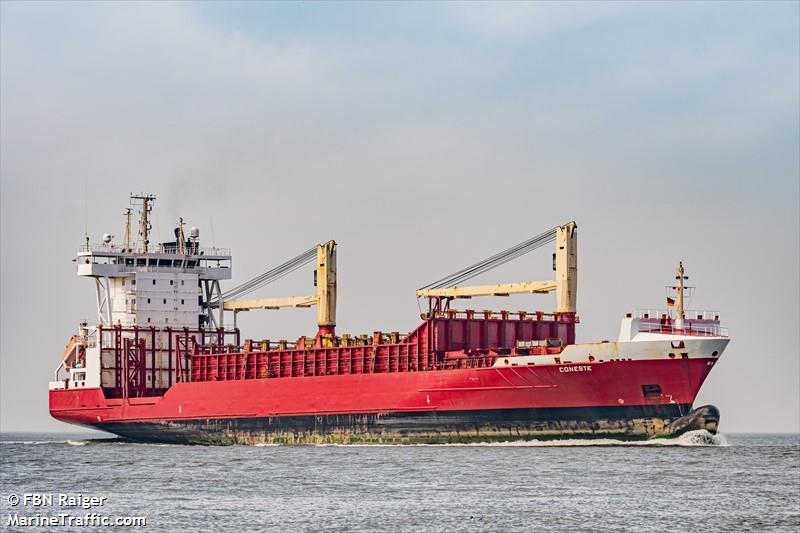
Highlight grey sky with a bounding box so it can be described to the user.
[1,1,798,433]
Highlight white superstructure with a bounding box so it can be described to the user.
[52,194,234,393]
[77,195,231,329]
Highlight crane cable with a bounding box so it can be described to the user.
[210,246,317,306]
[418,226,558,291]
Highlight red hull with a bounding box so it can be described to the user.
[50,358,713,431]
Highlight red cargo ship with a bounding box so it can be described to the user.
[49,195,728,444]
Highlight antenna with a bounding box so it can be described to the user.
[176,217,187,255]
[209,216,217,249]
[83,179,89,245]
[123,208,133,251]
[130,194,156,253]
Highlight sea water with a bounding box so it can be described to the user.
[1,432,797,532]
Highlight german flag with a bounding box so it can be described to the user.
[666,297,675,307]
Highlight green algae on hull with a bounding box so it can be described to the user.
[198,431,655,446]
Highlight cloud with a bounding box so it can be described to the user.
[1,1,798,432]
[442,1,622,40]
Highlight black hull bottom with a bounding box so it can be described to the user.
[91,404,719,445]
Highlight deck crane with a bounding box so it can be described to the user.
[212,241,337,341]
[416,221,577,315]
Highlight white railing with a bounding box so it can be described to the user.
[129,265,228,274]
[78,243,231,257]
[638,323,729,337]
[685,310,722,320]
[633,309,721,321]
[193,246,231,257]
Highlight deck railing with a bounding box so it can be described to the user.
[634,309,721,321]
[432,309,577,322]
[638,323,729,337]
[78,243,231,257]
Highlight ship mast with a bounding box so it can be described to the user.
[131,194,155,253]
[674,261,688,328]
[176,217,186,255]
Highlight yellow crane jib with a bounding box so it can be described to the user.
[415,281,557,299]
[222,295,318,311]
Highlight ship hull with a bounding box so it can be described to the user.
[89,404,714,445]
[50,358,719,444]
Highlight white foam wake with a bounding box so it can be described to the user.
[490,430,729,447]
